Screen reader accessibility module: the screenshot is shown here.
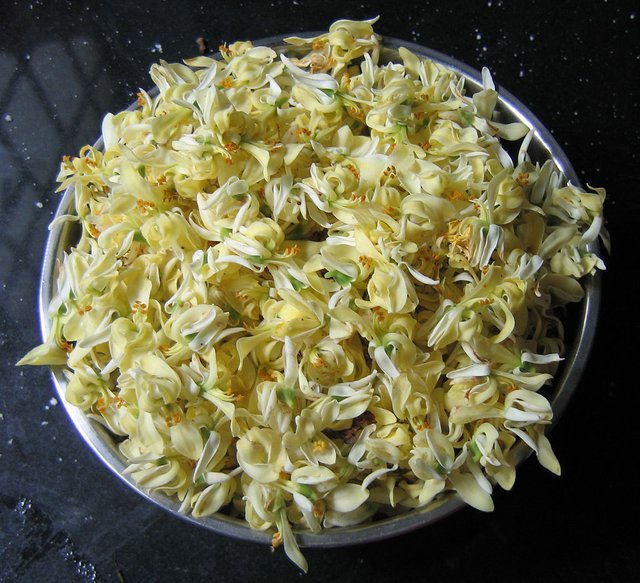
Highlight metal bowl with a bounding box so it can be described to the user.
[38,34,601,548]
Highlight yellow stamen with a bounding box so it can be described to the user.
[312,439,327,453]
[271,532,283,549]
[347,106,364,120]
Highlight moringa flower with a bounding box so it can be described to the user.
[19,17,607,573]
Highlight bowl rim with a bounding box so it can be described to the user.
[38,32,602,548]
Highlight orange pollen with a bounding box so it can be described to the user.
[350,193,366,202]
[517,172,530,186]
[448,190,464,201]
[294,127,311,136]
[419,142,431,151]
[414,111,426,120]
[165,412,182,427]
[283,244,300,256]
[312,500,324,518]
[311,357,325,368]
[312,39,326,51]
[78,305,92,316]
[348,106,364,120]
[382,165,397,179]
[84,157,97,168]
[358,255,373,269]
[136,199,155,214]
[372,306,387,321]
[114,396,126,408]
[60,340,74,353]
[258,369,277,381]
[224,141,239,153]
[219,76,234,88]
[383,204,397,216]
[218,43,231,56]
[132,301,148,314]
[96,398,107,413]
[310,57,334,73]
[136,91,146,106]
[386,143,397,154]
[419,247,432,260]
[346,164,360,180]
[88,225,101,238]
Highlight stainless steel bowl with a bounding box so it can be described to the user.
[38,34,601,548]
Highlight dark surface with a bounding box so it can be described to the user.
[1,1,638,582]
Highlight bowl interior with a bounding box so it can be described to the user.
[39,35,601,548]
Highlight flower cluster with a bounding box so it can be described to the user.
[19,17,606,572]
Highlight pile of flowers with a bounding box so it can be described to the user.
[19,18,606,571]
